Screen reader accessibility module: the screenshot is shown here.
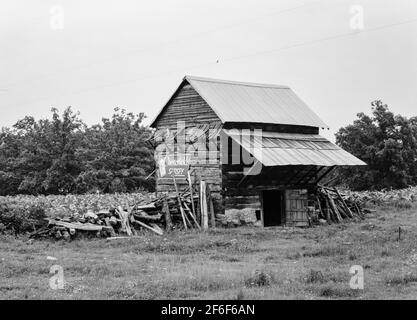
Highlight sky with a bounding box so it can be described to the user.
[1,0,416,141]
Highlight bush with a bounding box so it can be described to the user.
[0,198,47,234]
[386,273,417,286]
[318,284,360,298]
[0,193,154,219]
[244,270,273,287]
[305,269,325,284]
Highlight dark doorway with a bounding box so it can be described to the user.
[262,190,284,226]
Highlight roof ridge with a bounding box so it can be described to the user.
[185,75,290,89]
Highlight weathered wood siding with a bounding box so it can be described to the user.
[153,83,220,129]
[153,82,224,213]
[285,189,309,226]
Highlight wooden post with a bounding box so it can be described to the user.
[207,184,216,228]
[195,171,201,224]
[162,198,173,231]
[200,180,209,230]
[187,170,197,219]
[173,176,188,230]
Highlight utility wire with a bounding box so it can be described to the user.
[5,15,417,109]
[0,0,324,88]
[221,16,417,64]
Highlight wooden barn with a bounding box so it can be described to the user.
[150,76,366,227]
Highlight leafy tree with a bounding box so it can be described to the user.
[0,107,84,195]
[335,100,417,190]
[75,108,154,193]
[0,107,155,195]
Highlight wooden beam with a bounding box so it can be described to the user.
[173,176,188,230]
[304,166,325,184]
[316,166,336,184]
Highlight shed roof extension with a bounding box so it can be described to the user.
[224,129,366,167]
[150,75,329,129]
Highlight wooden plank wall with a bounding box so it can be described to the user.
[154,83,220,129]
[285,189,309,226]
[153,82,224,213]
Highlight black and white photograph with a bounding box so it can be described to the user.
[1,0,417,306]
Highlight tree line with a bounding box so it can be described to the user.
[0,100,416,195]
[335,100,417,190]
[0,107,155,195]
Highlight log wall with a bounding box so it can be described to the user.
[153,82,224,213]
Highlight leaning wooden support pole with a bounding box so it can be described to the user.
[327,193,343,222]
[334,188,354,218]
[187,170,197,219]
[173,176,188,230]
[200,180,209,230]
[324,195,335,223]
[354,202,365,219]
[132,219,163,235]
[182,203,193,229]
[182,201,201,230]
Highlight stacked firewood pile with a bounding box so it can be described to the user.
[31,204,164,240]
[30,181,215,240]
[314,186,366,224]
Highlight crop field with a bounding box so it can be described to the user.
[1,206,417,300]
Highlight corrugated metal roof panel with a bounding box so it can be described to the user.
[186,75,329,129]
[225,129,366,167]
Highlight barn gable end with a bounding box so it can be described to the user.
[152,81,221,129]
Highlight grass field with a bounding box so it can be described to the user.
[1,207,417,300]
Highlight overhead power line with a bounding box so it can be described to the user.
[0,0,324,89]
[6,15,417,109]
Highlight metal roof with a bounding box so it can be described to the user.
[150,76,329,128]
[224,129,366,167]
[187,76,329,128]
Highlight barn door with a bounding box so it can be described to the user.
[285,189,308,226]
[262,190,284,227]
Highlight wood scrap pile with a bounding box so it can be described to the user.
[30,179,215,240]
[31,204,164,240]
[315,186,366,224]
